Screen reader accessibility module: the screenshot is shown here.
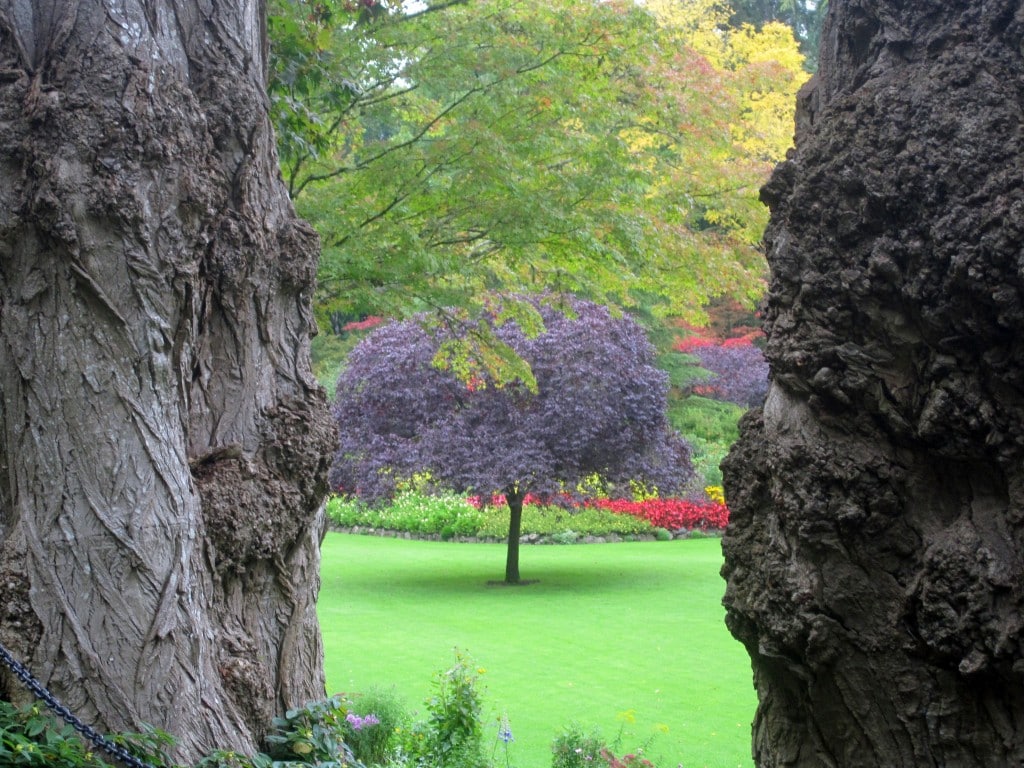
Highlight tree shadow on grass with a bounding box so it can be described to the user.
[373,564,652,596]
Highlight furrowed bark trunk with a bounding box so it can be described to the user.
[504,488,524,584]
[0,0,335,761]
[721,0,1024,765]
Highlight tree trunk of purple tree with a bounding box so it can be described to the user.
[504,488,525,584]
[722,0,1024,765]
[0,1,335,762]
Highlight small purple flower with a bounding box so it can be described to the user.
[498,714,514,744]
[346,712,380,731]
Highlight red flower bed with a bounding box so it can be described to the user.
[466,493,729,531]
[589,497,729,530]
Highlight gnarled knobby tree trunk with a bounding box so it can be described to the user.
[0,0,335,760]
[721,1,1024,765]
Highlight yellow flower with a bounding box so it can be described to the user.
[293,742,313,755]
[616,709,637,724]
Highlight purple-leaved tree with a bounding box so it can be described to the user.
[330,298,693,583]
[692,340,769,408]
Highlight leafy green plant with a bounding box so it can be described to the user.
[0,700,179,768]
[110,725,178,768]
[264,696,360,766]
[551,722,661,768]
[551,724,607,768]
[344,687,406,766]
[0,700,104,767]
[422,652,486,768]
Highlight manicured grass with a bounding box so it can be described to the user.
[319,533,755,768]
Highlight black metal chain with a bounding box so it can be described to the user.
[0,640,157,768]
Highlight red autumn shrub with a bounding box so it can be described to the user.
[342,315,385,332]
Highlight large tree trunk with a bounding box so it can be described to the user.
[721,0,1024,765]
[0,1,335,761]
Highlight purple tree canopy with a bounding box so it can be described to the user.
[329,297,694,503]
[691,341,769,408]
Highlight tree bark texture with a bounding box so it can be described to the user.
[721,1,1024,765]
[0,0,335,760]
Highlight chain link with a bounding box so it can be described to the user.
[0,640,157,768]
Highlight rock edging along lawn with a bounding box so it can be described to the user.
[326,524,722,543]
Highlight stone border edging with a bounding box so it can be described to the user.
[327,525,723,543]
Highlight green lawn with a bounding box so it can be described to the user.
[319,533,755,768]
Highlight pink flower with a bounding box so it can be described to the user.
[346,712,380,730]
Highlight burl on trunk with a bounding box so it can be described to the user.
[722,1,1024,765]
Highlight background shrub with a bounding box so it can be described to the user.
[552,724,608,768]
[327,492,730,540]
[346,686,407,765]
[475,504,654,539]
[423,653,487,768]
[327,492,484,537]
[666,396,743,487]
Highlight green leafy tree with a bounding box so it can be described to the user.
[727,0,828,69]
[267,0,805,338]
